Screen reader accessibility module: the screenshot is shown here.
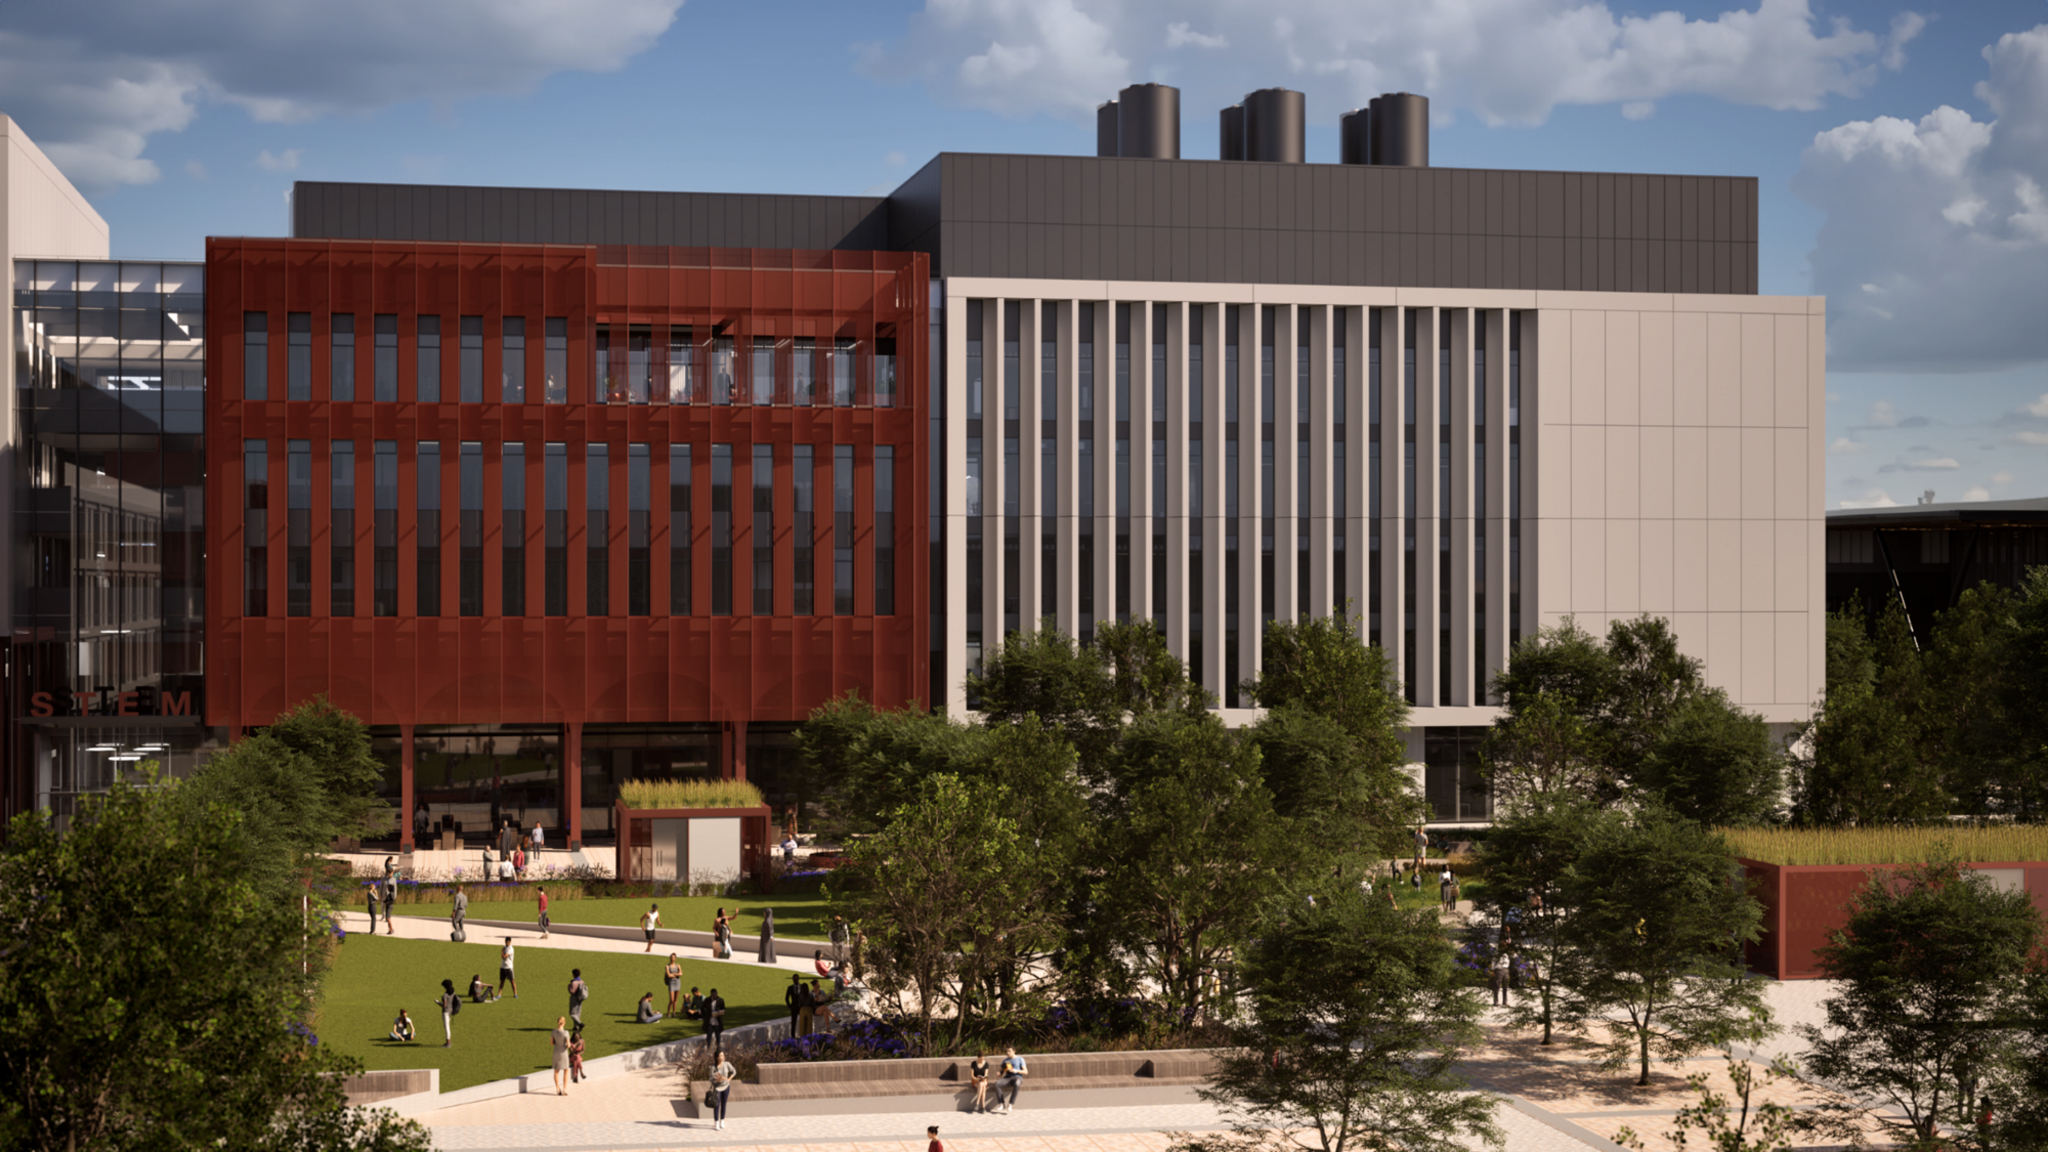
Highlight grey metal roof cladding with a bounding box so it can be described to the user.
[291,152,1759,294]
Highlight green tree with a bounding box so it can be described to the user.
[1477,797,1618,1044]
[1602,615,1708,784]
[1984,567,2048,821]
[1550,808,1769,1085]
[1615,1055,1805,1152]
[1242,607,1410,757]
[0,775,431,1152]
[831,773,1066,1053]
[1637,689,1785,826]
[179,696,388,866]
[1171,893,1501,1152]
[1479,691,1605,811]
[1799,859,2044,1151]
[1792,598,1948,824]
[1091,710,1299,1023]
[793,692,984,834]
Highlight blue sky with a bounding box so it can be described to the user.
[4,0,2041,508]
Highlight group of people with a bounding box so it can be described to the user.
[966,1048,1030,1114]
[482,819,542,882]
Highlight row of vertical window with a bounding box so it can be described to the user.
[242,440,892,619]
[961,299,1524,710]
[241,314,898,407]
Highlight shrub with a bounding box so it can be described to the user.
[1719,824,2048,866]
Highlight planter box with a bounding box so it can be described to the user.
[615,802,774,886]
[1740,857,2048,979]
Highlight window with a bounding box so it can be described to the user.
[793,337,816,407]
[833,337,856,407]
[459,316,483,403]
[629,443,650,616]
[243,313,267,400]
[667,326,693,403]
[286,440,311,615]
[332,441,355,616]
[417,316,442,403]
[374,315,397,401]
[794,445,814,614]
[502,318,525,403]
[545,444,567,616]
[504,443,526,616]
[587,443,609,615]
[875,336,897,408]
[669,445,691,614]
[835,445,855,615]
[331,314,356,401]
[753,445,774,613]
[244,440,267,614]
[712,336,734,406]
[711,445,732,615]
[627,325,651,404]
[545,318,568,403]
[418,442,441,616]
[460,442,483,616]
[374,442,397,616]
[876,445,895,615]
[752,336,776,406]
[287,313,311,401]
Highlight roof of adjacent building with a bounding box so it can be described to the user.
[1826,496,2048,529]
[291,151,1758,295]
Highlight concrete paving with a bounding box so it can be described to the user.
[338,910,830,979]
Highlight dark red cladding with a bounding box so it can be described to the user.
[205,239,928,732]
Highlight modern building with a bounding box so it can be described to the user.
[1825,495,2048,646]
[5,85,1828,838]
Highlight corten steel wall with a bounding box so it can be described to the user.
[205,239,928,733]
[1741,858,2048,979]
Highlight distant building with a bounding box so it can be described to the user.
[1825,496,2048,646]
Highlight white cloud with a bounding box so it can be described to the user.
[1878,456,1960,473]
[2010,430,2048,446]
[1795,24,2048,373]
[1852,399,1932,431]
[1838,488,1900,509]
[1993,470,2015,485]
[2027,393,2048,418]
[1962,484,1992,501]
[1827,437,1865,456]
[868,0,1912,125]
[1166,22,1227,50]
[1621,101,1655,120]
[0,0,683,186]
[182,159,206,180]
[255,148,301,172]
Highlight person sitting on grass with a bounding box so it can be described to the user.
[636,991,664,1023]
[389,1009,415,1042]
[469,973,499,1003]
[681,986,703,1018]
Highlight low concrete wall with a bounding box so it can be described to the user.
[678,1049,1219,1119]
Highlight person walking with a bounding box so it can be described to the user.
[795,979,815,1036]
[665,953,685,1014]
[537,885,551,938]
[707,1046,735,1130]
[568,968,590,1026]
[702,987,726,1051]
[532,820,546,852]
[710,907,732,959]
[829,914,850,965]
[498,937,519,999]
[1438,866,1454,912]
[366,879,381,934]
[927,1125,945,1152]
[383,854,398,885]
[567,1022,586,1083]
[1490,950,1511,1007]
[550,1016,572,1094]
[436,979,460,1047]
[757,907,777,963]
[381,874,396,934]
[450,885,468,942]
[995,1046,1028,1113]
[783,972,803,1035]
[641,903,662,953]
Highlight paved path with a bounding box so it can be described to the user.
[340,911,832,979]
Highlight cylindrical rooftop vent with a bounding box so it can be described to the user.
[1115,83,1180,159]
[1369,92,1429,167]
[1243,88,1305,163]
[1097,102,1119,158]
[1339,108,1371,165]
[1219,104,1244,161]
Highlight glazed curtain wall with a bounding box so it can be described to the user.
[206,241,928,732]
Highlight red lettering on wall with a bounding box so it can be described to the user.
[162,691,194,716]
[30,692,53,717]
[72,692,95,715]
[118,692,139,716]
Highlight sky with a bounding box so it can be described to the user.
[2,0,2041,510]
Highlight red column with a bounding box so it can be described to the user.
[399,722,416,851]
[565,720,582,850]
[732,719,748,783]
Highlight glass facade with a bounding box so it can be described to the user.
[11,260,218,825]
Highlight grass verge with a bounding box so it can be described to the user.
[320,934,792,1092]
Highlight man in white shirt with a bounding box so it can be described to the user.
[499,937,519,999]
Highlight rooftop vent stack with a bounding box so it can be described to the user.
[1097,101,1120,158]
[1339,108,1371,164]
[1369,92,1429,167]
[1115,83,1181,159]
[1219,104,1245,161]
[1243,88,1305,163]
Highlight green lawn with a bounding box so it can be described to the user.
[394,893,835,943]
[321,934,794,1091]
